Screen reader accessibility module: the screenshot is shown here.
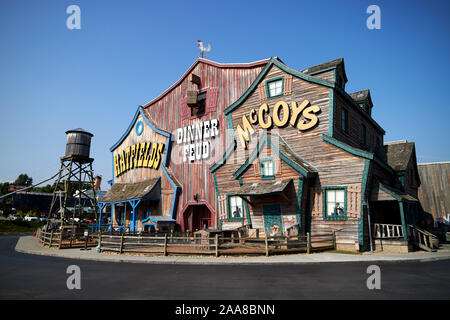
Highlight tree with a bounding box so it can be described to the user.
[14,174,33,187]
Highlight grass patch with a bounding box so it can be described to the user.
[0,220,44,233]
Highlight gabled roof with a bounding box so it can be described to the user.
[384,141,415,171]
[99,178,160,203]
[234,179,293,196]
[110,106,171,153]
[142,57,272,108]
[350,89,371,102]
[370,181,418,202]
[233,132,317,179]
[302,58,343,73]
[224,57,335,115]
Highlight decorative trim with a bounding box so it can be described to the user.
[135,120,144,136]
[224,58,335,116]
[328,88,334,137]
[296,177,304,234]
[359,159,370,247]
[238,177,252,227]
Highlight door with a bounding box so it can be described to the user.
[190,205,211,231]
[263,204,283,236]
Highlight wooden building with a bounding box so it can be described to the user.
[418,162,450,220]
[100,57,426,252]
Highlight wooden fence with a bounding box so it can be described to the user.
[98,231,336,257]
[36,228,98,249]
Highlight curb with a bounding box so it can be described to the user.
[14,236,450,265]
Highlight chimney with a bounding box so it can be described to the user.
[94,175,102,191]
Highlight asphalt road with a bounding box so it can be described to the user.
[1,234,449,300]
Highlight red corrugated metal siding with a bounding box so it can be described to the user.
[142,59,267,229]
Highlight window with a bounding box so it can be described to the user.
[323,187,347,220]
[228,196,244,220]
[260,158,275,179]
[376,136,381,147]
[361,124,367,145]
[341,108,349,134]
[266,77,284,99]
[191,91,206,117]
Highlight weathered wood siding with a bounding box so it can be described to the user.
[215,64,368,243]
[142,59,268,229]
[418,162,450,219]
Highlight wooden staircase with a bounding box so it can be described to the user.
[408,225,439,252]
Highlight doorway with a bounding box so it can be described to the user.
[184,204,212,231]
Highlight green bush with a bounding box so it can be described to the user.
[0,220,45,233]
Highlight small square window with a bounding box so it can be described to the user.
[266,78,284,99]
[323,188,347,220]
[260,158,275,179]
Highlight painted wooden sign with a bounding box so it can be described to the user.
[114,141,165,177]
[236,99,321,148]
[176,119,219,162]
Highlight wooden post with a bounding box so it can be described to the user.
[58,231,63,249]
[84,231,89,251]
[332,231,336,249]
[70,233,73,248]
[120,233,124,254]
[164,234,168,256]
[215,234,219,257]
[98,231,102,253]
[49,230,54,248]
[265,235,269,257]
[307,232,311,254]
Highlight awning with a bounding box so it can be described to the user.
[99,178,160,203]
[234,179,292,197]
[370,182,418,202]
[141,215,176,225]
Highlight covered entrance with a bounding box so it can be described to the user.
[183,204,212,232]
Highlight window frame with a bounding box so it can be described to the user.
[361,124,367,146]
[265,77,284,99]
[227,194,245,221]
[341,108,349,134]
[259,157,275,180]
[322,186,347,221]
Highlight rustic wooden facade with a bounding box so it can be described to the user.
[418,162,450,220]
[101,56,425,252]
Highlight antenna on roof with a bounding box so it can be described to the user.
[197,40,211,58]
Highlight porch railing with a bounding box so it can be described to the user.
[373,223,404,239]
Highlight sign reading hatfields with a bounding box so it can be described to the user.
[114,141,165,177]
[236,99,321,148]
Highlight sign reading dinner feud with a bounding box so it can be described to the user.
[176,119,219,162]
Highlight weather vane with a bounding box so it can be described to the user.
[197,40,211,58]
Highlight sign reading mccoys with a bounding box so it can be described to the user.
[236,99,321,148]
[114,141,165,177]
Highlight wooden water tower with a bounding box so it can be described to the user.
[48,128,98,227]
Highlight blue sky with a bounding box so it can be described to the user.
[1,0,449,188]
